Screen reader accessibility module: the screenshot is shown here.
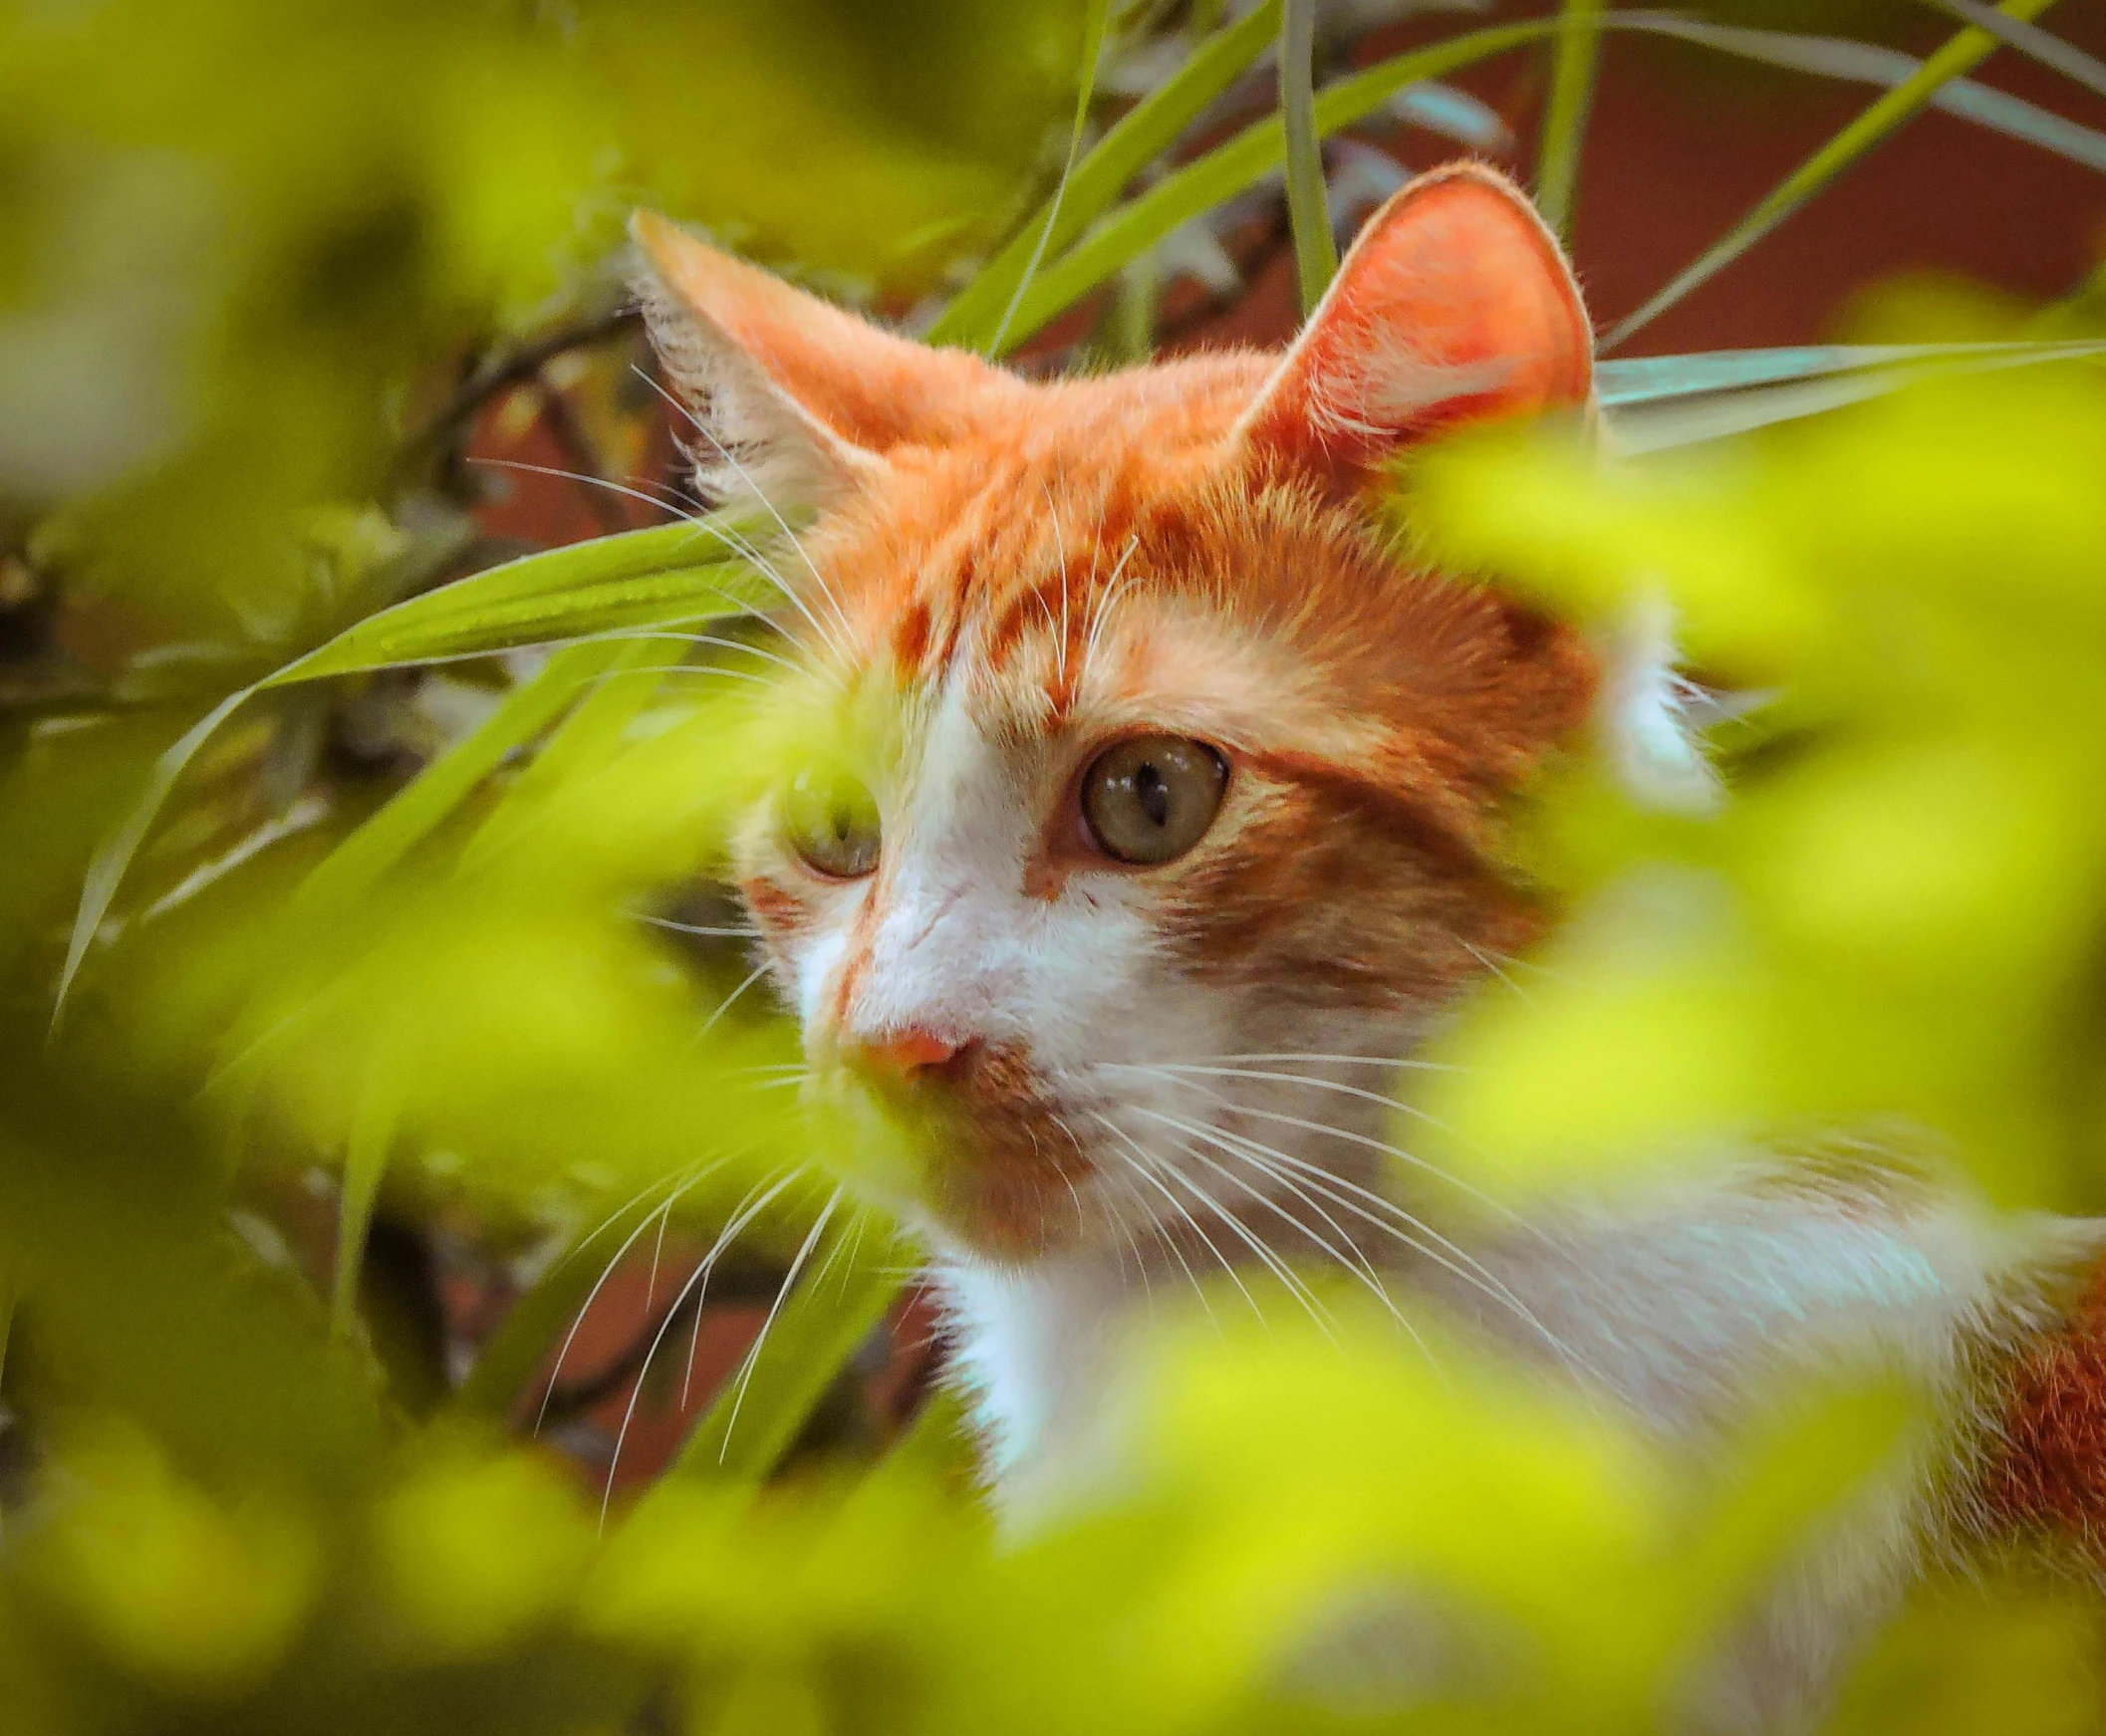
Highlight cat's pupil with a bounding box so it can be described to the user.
[1136,763,1170,829]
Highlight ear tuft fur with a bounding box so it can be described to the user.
[1236,163,1594,492]
[630,210,883,519]
[1597,594,1719,814]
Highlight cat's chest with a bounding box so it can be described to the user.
[932,1254,1142,1511]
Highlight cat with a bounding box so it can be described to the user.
[630,164,2106,1730]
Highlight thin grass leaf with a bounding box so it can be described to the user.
[927,0,1282,350]
[986,0,1115,357]
[282,638,634,926]
[1621,14,2106,175]
[1281,0,1338,313]
[458,633,695,875]
[1597,338,2106,406]
[281,514,769,682]
[450,1244,617,1421]
[1389,81,1512,152]
[1536,0,1608,242]
[332,1072,401,1337]
[999,20,1560,354]
[58,519,766,1018]
[661,1235,905,1492]
[1603,337,2106,452]
[1604,0,2063,351]
[1916,0,2106,102]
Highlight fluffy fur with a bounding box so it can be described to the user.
[633,165,2106,1731]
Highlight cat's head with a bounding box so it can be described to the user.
[635,166,1617,1272]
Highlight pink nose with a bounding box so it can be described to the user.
[855,1028,963,1077]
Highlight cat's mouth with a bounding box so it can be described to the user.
[841,1038,1103,1261]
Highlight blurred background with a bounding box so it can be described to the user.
[2,1,2105,1730]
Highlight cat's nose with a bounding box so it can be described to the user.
[851,1027,966,1079]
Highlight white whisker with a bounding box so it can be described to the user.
[717,1185,844,1463]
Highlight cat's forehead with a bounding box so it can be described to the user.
[796,462,1404,774]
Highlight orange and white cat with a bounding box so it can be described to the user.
[632,166,2106,1730]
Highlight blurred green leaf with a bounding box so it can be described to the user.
[998,21,1561,353]
[928,1,1282,351]
[1606,0,2065,348]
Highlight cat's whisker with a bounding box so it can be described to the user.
[539,1156,724,1435]
[1206,1098,1531,1233]
[1147,1108,1525,1385]
[476,449,849,680]
[716,1185,844,1463]
[1207,1050,1462,1074]
[1092,1122,1211,1306]
[1079,535,1141,684]
[638,630,817,683]
[1092,1113,1264,1329]
[571,659,773,698]
[1105,1060,1438,1121]
[1164,1135,1359,1336]
[600,1163,804,1523]
[1457,936,1538,1009]
[1160,1139,1337,1342]
[474,455,712,529]
[1145,1107,1398,1304]
[1126,1099,1595,1389]
[696,961,772,1041]
[643,915,765,941]
[630,366,859,663]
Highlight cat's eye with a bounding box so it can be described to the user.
[1080,734,1228,867]
[783,767,881,879]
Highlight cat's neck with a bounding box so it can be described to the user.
[929,1161,2077,1525]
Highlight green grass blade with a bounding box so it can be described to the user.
[1621,14,2106,174]
[457,633,696,875]
[332,1071,401,1336]
[1598,338,2106,405]
[659,1227,905,1493]
[1535,0,1608,242]
[927,1,1281,351]
[57,687,259,1019]
[282,638,633,926]
[983,0,1115,358]
[58,518,765,1020]
[1603,337,2106,451]
[1604,0,2064,351]
[278,521,768,682]
[998,20,1558,354]
[449,1243,615,1421]
[1917,0,2106,102]
[1280,0,1338,314]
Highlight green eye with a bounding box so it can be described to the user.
[1081,734,1227,867]
[784,767,881,879]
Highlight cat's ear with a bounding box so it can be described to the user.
[632,211,1030,516]
[631,210,895,516]
[1232,163,1592,490]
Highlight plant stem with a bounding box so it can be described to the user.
[1536,0,1606,244]
[1606,0,2063,350]
[1280,0,1337,316]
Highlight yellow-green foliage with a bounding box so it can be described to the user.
[5,0,2106,1731]
[1412,351,2106,1216]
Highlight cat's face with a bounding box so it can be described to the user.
[637,167,1600,1269]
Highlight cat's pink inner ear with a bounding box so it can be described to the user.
[630,211,1021,456]
[1232,164,1593,486]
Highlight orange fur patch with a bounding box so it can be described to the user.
[1978,1263,2106,1549]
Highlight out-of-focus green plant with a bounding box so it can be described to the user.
[5,0,2106,1730]
[1409,310,2106,1216]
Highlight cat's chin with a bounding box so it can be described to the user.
[917,1168,1100,1269]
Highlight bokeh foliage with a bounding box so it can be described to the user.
[4,0,2106,1731]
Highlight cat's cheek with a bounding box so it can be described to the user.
[740,873,813,941]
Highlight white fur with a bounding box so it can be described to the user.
[761,583,2081,1734]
